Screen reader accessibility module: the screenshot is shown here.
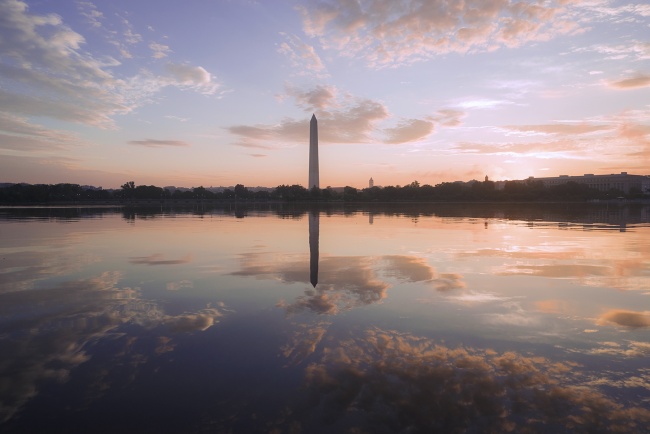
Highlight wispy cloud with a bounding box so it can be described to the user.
[0,0,225,164]
[228,92,389,146]
[450,108,650,168]
[150,42,172,59]
[163,115,188,122]
[503,123,613,136]
[453,139,585,156]
[456,99,516,110]
[0,0,126,127]
[607,73,650,89]
[278,33,328,77]
[298,0,586,68]
[0,113,81,152]
[572,41,650,61]
[128,139,191,148]
[432,109,465,127]
[384,118,435,144]
[163,63,221,95]
[76,0,103,28]
[232,85,461,148]
[282,83,338,111]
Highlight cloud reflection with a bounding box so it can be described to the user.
[599,310,650,328]
[0,250,100,292]
[166,280,193,291]
[164,308,222,333]
[279,256,389,315]
[281,322,330,366]
[233,252,465,315]
[499,263,609,278]
[287,328,650,433]
[381,255,434,281]
[467,248,649,292]
[0,271,225,423]
[129,253,192,265]
[587,340,650,358]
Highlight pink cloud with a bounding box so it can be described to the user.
[233,85,460,148]
[283,84,338,111]
[432,109,465,127]
[278,33,328,77]
[228,95,389,146]
[298,0,586,67]
[503,124,612,135]
[384,118,434,144]
[599,310,650,328]
[128,139,191,148]
[608,73,650,89]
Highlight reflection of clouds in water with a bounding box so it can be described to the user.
[292,328,650,433]
[129,253,192,265]
[279,256,389,315]
[164,308,222,332]
[279,292,339,315]
[501,262,650,291]
[584,369,650,392]
[432,272,466,292]
[498,263,609,278]
[535,299,571,314]
[231,252,306,283]
[586,340,650,358]
[0,272,138,423]
[0,250,101,292]
[599,310,650,328]
[483,301,540,327]
[484,251,650,291]
[381,255,434,281]
[0,271,225,423]
[155,336,176,355]
[234,252,466,315]
[450,291,512,303]
[166,279,193,291]
[382,255,465,291]
[460,247,583,261]
[281,322,330,366]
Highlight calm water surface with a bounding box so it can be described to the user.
[1,204,649,433]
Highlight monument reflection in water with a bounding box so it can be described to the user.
[309,210,319,288]
[1,204,649,433]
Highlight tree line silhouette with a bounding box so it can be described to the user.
[0,178,646,204]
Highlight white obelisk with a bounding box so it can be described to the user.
[308,114,319,189]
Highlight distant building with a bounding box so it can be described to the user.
[530,172,649,194]
[369,177,374,188]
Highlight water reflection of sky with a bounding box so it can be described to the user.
[1,206,649,432]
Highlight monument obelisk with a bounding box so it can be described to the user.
[308,114,319,189]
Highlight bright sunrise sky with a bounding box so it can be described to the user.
[1,0,648,189]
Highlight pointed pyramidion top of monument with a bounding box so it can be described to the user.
[311,113,317,121]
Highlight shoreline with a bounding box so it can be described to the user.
[1,198,649,207]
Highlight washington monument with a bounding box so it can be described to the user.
[309,114,319,189]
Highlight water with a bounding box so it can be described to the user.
[1,204,649,433]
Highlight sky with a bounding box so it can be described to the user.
[0,0,648,189]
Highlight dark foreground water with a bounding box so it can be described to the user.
[1,203,649,433]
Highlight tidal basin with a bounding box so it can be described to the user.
[1,204,649,433]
